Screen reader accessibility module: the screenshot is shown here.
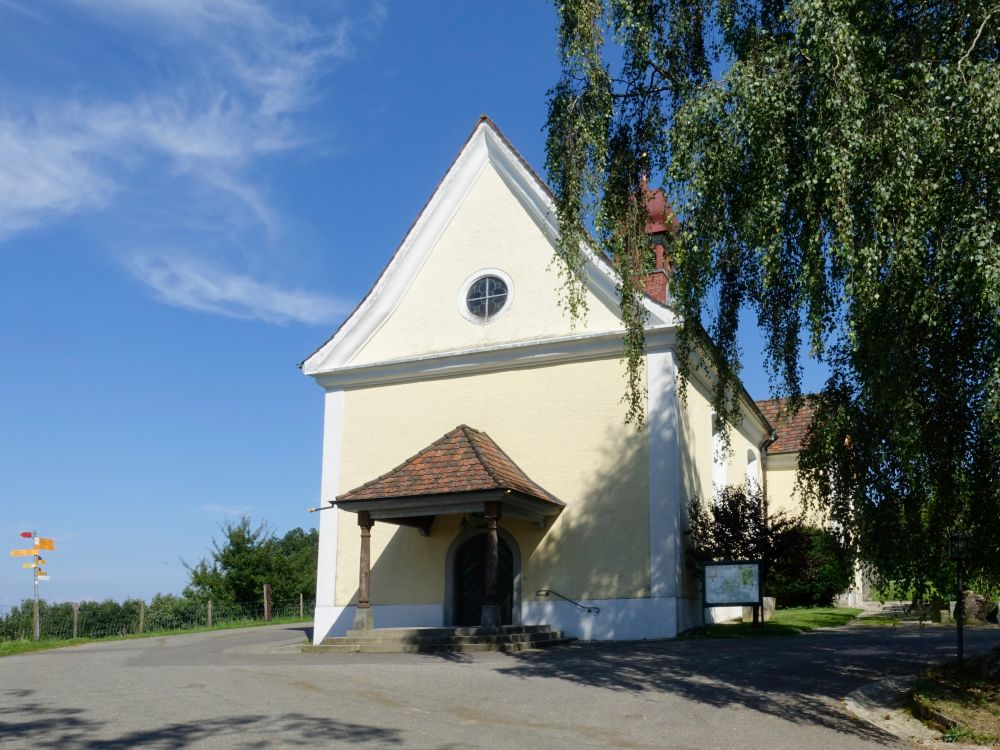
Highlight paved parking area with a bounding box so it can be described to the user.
[1,622,998,748]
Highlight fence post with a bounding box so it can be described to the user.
[299,593,304,620]
[72,603,79,639]
[207,600,213,628]
[138,603,145,634]
[263,584,272,623]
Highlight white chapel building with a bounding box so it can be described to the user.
[301,117,777,643]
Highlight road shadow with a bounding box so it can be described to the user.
[494,628,1000,746]
[283,624,313,641]
[0,689,403,748]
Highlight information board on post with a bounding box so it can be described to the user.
[702,560,763,608]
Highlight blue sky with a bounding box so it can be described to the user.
[0,1,824,608]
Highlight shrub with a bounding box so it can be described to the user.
[687,484,854,607]
[769,525,853,607]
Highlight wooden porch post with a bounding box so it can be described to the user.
[481,502,503,630]
[353,511,375,630]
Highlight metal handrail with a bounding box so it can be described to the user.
[535,589,599,614]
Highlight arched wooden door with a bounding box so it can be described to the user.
[454,534,513,627]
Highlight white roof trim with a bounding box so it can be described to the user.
[314,327,677,390]
[302,118,675,377]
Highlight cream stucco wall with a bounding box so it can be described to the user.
[765,452,828,523]
[677,373,769,506]
[334,355,650,608]
[765,456,801,517]
[349,163,624,366]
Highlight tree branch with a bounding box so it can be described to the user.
[959,6,998,67]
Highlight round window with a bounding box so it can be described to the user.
[465,275,509,321]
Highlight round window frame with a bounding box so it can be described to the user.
[458,269,514,325]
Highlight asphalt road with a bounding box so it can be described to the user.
[2,622,998,749]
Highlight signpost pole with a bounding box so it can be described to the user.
[32,529,40,641]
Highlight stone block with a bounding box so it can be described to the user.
[352,607,374,631]
[740,598,776,623]
[963,592,989,625]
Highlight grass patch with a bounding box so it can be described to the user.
[679,607,861,639]
[0,638,96,657]
[911,650,1000,745]
[0,616,309,657]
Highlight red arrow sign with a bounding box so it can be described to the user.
[19,531,31,538]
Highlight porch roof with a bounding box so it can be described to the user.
[335,425,564,526]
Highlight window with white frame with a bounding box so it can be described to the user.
[458,268,514,325]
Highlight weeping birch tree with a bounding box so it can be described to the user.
[545,0,1000,595]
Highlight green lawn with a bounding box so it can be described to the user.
[679,607,862,639]
[911,653,1000,745]
[0,615,309,657]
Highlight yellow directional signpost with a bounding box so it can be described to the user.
[10,531,55,641]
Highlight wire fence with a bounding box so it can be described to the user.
[0,596,314,643]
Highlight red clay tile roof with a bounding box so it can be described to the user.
[755,398,816,454]
[337,425,563,506]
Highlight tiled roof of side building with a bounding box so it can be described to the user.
[337,425,563,507]
[755,398,816,455]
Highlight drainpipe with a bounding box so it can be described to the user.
[759,431,777,520]
[759,430,777,609]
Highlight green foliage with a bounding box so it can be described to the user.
[686,482,804,565]
[548,0,1000,595]
[687,483,853,605]
[687,483,779,561]
[146,593,208,628]
[183,517,318,605]
[0,517,317,644]
[0,598,145,640]
[769,525,854,607]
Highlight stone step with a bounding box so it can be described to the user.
[344,625,554,638]
[302,637,575,655]
[322,631,566,647]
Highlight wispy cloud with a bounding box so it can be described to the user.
[0,113,116,239]
[0,0,386,322]
[0,94,284,238]
[128,251,351,325]
[0,0,377,235]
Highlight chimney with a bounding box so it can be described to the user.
[642,182,676,305]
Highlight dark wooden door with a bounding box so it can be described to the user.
[454,534,514,626]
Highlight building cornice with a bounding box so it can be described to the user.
[313,326,679,389]
[767,452,799,470]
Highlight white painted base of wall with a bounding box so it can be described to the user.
[676,596,704,634]
[707,605,745,624]
[312,604,444,645]
[522,596,680,641]
[314,597,719,644]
